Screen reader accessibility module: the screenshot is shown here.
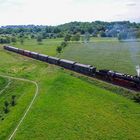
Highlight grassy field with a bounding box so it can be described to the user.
[61,38,140,75]
[14,73,140,140]
[11,37,140,75]
[0,77,8,90]
[0,80,36,140]
[12,38,63,56]
[0,38,140,140]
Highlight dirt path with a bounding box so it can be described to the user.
[0,74,39,140]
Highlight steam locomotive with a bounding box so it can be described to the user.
[3,45,140,90]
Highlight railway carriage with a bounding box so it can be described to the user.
[38,54,48,61]
[23,50,31,57]
[30,52,39,59]
[47,56,60,65]
[5,46,18,53]
[18,49,24,54]
[74,63,96,75]
[11,47,18,53]
[59,59,76,69]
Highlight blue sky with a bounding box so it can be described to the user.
[0,0,140,25]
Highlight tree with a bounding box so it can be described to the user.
[36,35,43,44]
[4,101,9,113]
[99,31,106,37]
[82,32,90,43]
[11,37,17,43]
[71,33,81,41]
[0,37,11,44]
[5,36,11,43]
[136,30,140,38]
[56,46,62,54]
[133,93,140,103]
[64,34,71,42]
[20,38,24,45]
[60,41,67,48]
[118,32,128,40]
[11,95,16,106]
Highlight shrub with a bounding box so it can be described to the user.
[133,93,140,103]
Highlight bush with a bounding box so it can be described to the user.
[3,101,9,114]
[36,35,43,44]
[56,46,62,53]
[133,93,140,103]
[61,41,67,48]
[11,37,17,43]
[11,95,16,106]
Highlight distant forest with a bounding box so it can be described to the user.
[0,21,140,44]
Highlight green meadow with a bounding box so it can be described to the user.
[61,38,140,75]
[0,38,140,140]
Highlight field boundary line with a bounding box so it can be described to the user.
[0,78,11,95]
[0,74,39,140]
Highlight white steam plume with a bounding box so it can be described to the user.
[136,65,140,77]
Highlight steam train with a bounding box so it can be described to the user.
[3,45,140,90]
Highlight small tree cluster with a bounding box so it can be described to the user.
[3,95,16,114]
[11,37,17,43]
[71,33,81,41]
[0,36,11,44]
[4,101,9,114]
[36,35,43,44]
[64,34,71,42]
[81,33,90,43]
[56,46,62,54]
[64,33,81,42]
[56,41,68,54]
[60,41,67,48]
[19,38,24,45]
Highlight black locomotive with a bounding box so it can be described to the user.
[3,45,140,90]
[96,70,140,90]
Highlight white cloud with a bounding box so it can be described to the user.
[0,0,140,26]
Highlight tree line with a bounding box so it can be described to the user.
[0,21,140,40]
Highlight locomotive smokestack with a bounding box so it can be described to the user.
[136,65,140,77]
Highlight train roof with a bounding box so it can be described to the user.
[75,63,91,68]
[39,54,48,57]
[30,51,38,55]
[18,48,24,51]
[7,45,13,48]
[8,46,17,49]
[48,56,60,60]
[24,50,31,53]
[60,59,75,64]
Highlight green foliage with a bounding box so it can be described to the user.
[36,35,43,44]
[11,95,16,106]
[118,32,128,40]
[0,21,140,41]
[11,37,17,43]
[81,32,90,43]
[133,93,140,103]
[19,38,24,45]
[99,31,106,37]
[64,34,71,41]
[0,38,140,139]
[136,30,140,38]
[4,101,9,113]
[56,46,62,53]
[60,41,67,48]
[71,33,81,41]
[0,36,11,44]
